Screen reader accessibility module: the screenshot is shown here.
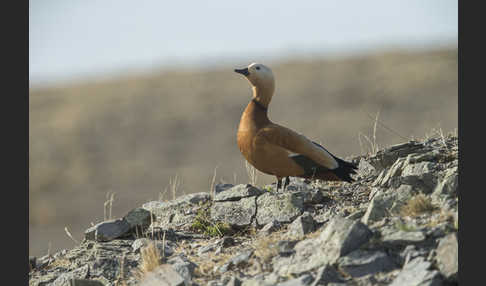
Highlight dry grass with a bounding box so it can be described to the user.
[159,174,182,201]
[133,242,163,281]
[252,231,286,264]
[400,194,437,217]
[245,161,258,186]
[104,192,116,221]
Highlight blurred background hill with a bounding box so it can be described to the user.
[29,1,457,256]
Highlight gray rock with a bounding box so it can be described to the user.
[382,230,426,246]
[435,233,458,280]
[256,192,305,225]
[287,212,316,239]
[277,274,314,286]
[219,249,254,273]
[167,255,197,286]
[310,264,344,286]
[259,220,282,236]
[142,193,211,227]
[318,217,373,263]
[214,183,235,194]
[84,218,131,242]
[432,167,458,202]
[214,184,263,201]
[337,249,397,278]
[211,196,257,226]
[361,185,413,225]
[368,141,427,171]
[285,178,314,192]
[400,245,428,265]
[124,207,155,232]
[132,238,174,257]
[52,265,90,286]
[274,217,372,276]
[400,162,436,193]
[389,257,442,286]
[302,189,330,205]
[139,264,185,286]
[68,279,106,286]
[372,157,407,187]
[277,240,298,256]
[226,276,242,286]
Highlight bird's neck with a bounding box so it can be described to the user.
[252,84,274,108]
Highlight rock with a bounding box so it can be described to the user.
[142,193,211,227]
[400,245,428,265]
[372,157,407,187]
[68,279,106,286]
[123,207,155,232]
[277,274,314,286]
[389,257,442,286]
[318,217,373,263]
[214,183,235,194]
[84,219,131,242]
[287,212,316,239]
[274,217,372,276]
[226,276,242,286]
[256,192,305,225]
[302,189,330,205]
[400,162,436,193]
[361,185,413,225]
[277,240,298,256]
[219,249,254,273]
[337,250,397,278]
[167,255,197,285]
[432,167,458,202]
[219,236,235,247]
[285,178,314,192]
[132,238,174,257]
[310,265,344,286]
[52,265,90,286]
[435,233,458,280]
[214,184,263,201]
[211,196,257,226]
[368,141,427,171]
[139,264,185,286]
[381,230,426,246]
[259,220,282,236]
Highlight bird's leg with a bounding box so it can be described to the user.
[276,176,282,192]
[283,176,290,191]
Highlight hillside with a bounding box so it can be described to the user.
[29,48,457,257]
[29,135,459,285]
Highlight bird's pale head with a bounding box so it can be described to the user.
[235,63,275,105]
[234,63,275,89]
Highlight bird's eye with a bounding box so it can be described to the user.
[256,66,260,70]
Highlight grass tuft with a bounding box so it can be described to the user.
[190,207,233,237]
[134,242,163,281]
[400,194,437,217]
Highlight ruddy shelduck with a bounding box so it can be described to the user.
[235,63,357,191]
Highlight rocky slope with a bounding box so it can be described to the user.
[29,135,458,286]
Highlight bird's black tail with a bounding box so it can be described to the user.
[311,141,358,183]
[330,156,358,183]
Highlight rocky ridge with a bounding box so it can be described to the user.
[29,135,458,286]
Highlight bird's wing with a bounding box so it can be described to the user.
[255,124,339,170]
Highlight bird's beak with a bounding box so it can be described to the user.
[234,67,250,76]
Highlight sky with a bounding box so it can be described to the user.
[29,1,457,87]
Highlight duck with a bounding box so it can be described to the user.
[234,63,357,191]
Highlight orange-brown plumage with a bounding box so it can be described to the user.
[235,63,357,190]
